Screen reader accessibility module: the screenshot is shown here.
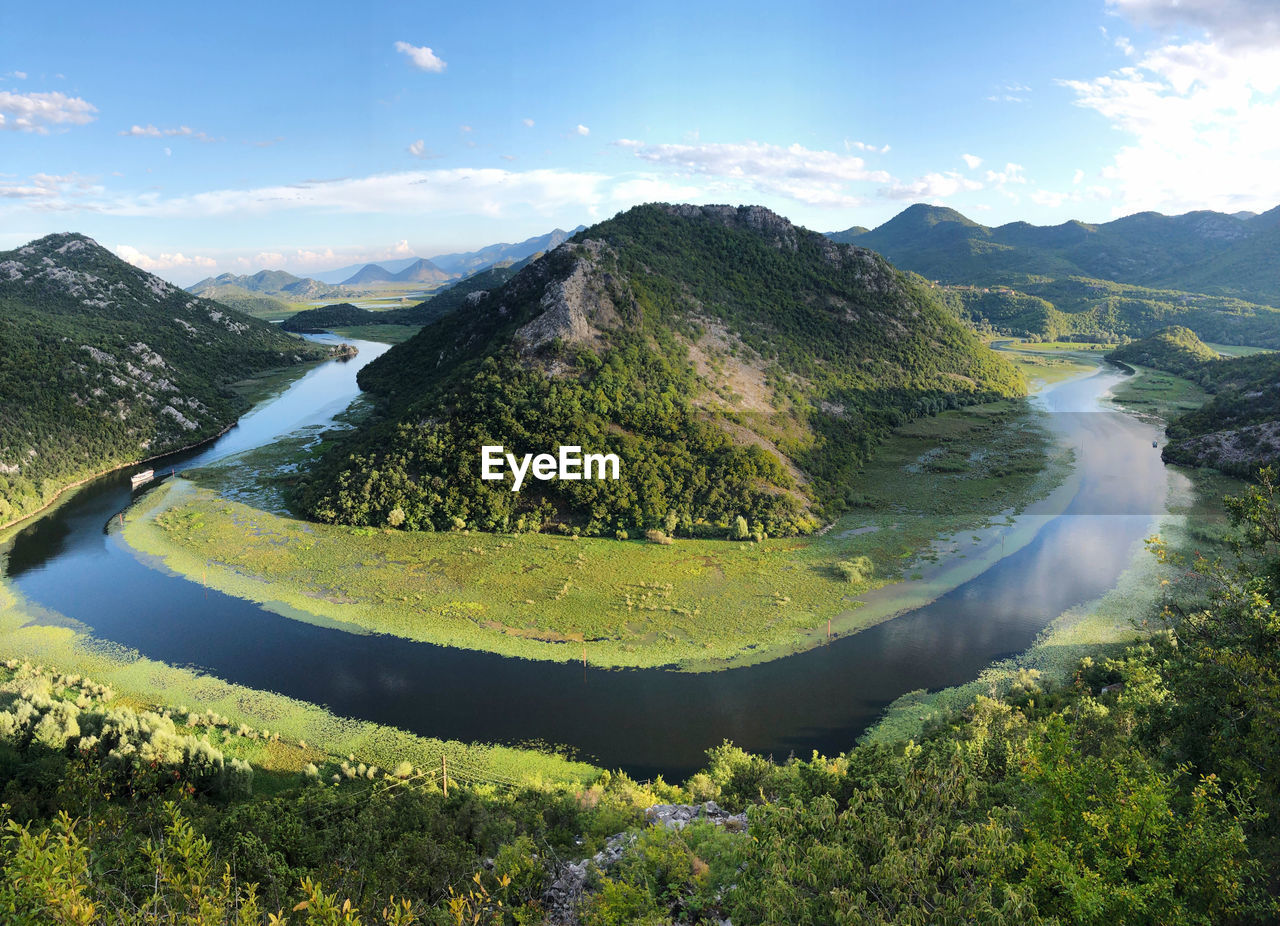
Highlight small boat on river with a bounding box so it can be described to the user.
[130,469,155,488]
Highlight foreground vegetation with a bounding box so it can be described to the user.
[4,469,1280,923]
[125,392,1064,670]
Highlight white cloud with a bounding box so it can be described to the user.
[5,71,27,80]
[460,124,473,133]
[961,153,983,169]
[120,124,218,141]
[522,118,535,127]
[408,139,441,159]
[1030,190,1071,208]
[1073,168,1085,184]
[1106,0,1280,50]
[394,41,447,73]
[617,139,889,207]
[880,171,983,200]
[116,244,217,272]
[163,146,172,157]
[575,124,590,136]
[844,139,891,154]
[92,167,611,220]
[0,90,97,133]
[984,163,1027,185]
[1061,28,1280,214]
[0,171,102,205]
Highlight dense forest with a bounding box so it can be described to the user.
[1107,325,1221,375]
[296,204,1024,537]
[936,277,1280,346]
[0,234,329,527]
[2,472,1279,923]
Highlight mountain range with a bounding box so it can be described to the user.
[296,204,1023,535]
[829,203,1280,307]
[310,227,586,284]
[0,234,328,527]
[339,257,453,286]
[187,269,349,303]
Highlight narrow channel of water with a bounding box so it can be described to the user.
[3,341,1168,778]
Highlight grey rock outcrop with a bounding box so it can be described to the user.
[543,802,747,924]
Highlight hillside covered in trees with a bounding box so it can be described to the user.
[833,204,1280,347]
[1101,329,1280,474]
[1108,325,1222,375]
[3,472,1279,923]
[296,203,1025,537]
[837,202,1280,306]
[0,233,330,527]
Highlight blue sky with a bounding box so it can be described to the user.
[2,0,1277,283]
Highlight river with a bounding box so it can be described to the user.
[2,338,1170,778]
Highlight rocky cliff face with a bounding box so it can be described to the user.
[513,239,627,354]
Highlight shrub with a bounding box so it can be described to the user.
[834,555,874,584]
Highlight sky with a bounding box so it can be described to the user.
[2,0,1278,284]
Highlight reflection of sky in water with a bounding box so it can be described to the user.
[5,359,1174,778]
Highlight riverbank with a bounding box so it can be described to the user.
[121,385,1074,671]
[864,360,1233,742]
[0,352,341,534]
[0,562,597,784]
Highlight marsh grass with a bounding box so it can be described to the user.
[326,324,424,344]
[1106,364,1209,421]
[124,396,1065,671]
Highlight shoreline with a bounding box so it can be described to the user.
[0,419,239,537]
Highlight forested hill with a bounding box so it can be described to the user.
[1101,329,1280,475]
[0,233,329,527]
[828,204,1280,347]
[1107,325,1221,375]
[297,203,1024,537]
[836,203,1280,307]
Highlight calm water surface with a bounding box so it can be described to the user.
[4,341,1168,778]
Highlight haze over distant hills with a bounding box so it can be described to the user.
[310,226,587,285]
[187,269,348,303]
[339,257,453,286]
[830,203,1280,307]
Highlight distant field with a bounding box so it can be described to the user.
[124,396,1067,672]
[995,341,1101,387]
[1206,342,1275,358]
[329,324,423,344]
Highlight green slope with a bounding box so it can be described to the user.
[843,203,1280,311]
[297,203,1024,536]
[0,233,329,526]
[1107,326,1220,375]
